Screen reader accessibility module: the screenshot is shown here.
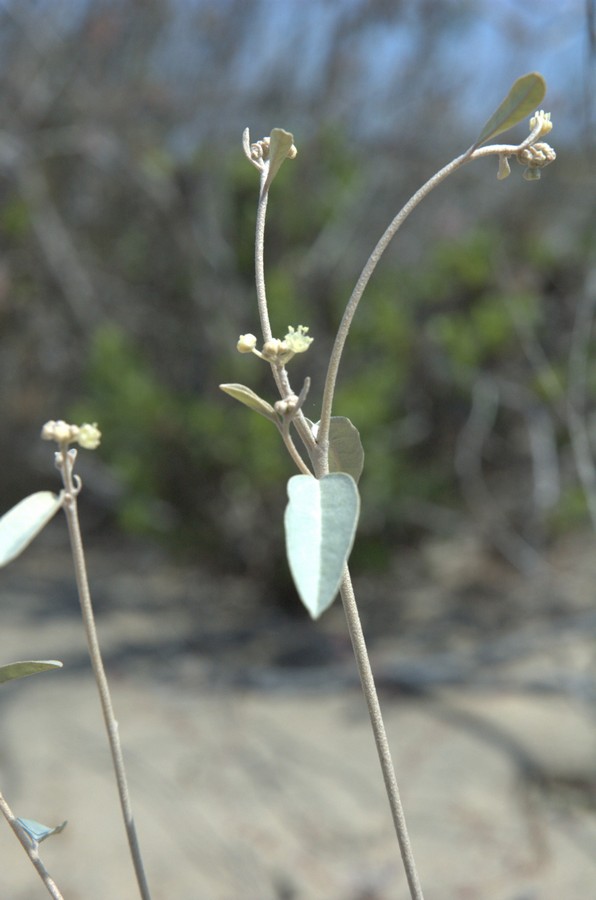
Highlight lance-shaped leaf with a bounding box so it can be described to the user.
[16,818,67,847]
[0,660,63,685]
[285,473,360,619]
[473,72,546,149]
[263,128,295,192]
[0,492,63,568]
[220,383,277,423]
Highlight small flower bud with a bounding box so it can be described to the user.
[251,136,270,161]
[77,423,101,450]
[41,420,57,441]
[261,338,284,361]
[237,333,258,353]
[275,395,299,417]
[517,142,556,180]
[41,419,100,449]
[529,110,553,138]
[51,420,78,443]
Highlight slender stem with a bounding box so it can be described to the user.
[57,448,152,900]
[317,140,533,452]
[339,569,424,900]
[0,791,65,900]
[255,181,273,344]
[279,422,312,475]
[254,181,317,462]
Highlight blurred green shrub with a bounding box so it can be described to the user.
[62,132,590,579]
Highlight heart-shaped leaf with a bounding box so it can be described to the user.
[0,492,63,568]
[220,383,277,423]
[285,473,360,619]
[326,417,365,482]
[473,72,546,148]
[0,660,63,685]
[263,128,295,191]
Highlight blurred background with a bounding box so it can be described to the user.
[0,0,593,595]
[2,2,596,899]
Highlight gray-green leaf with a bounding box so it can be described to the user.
[284,473,360,619]
[326,417,365,483]
[0,660,63,685]
[219,383,277,423]
[473,72,546,148]
[0,492,63,568]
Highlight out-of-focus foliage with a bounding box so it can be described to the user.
[0,0,594,588]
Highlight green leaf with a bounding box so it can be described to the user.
[219,383,277,423]
[16,818,67,846]
[0,492,63,568]
[263,128,295,191]
[326,417,365,483]
[306,417,365,483]
[0,660,63,685]
[473,72,546,148]
[284,473,360,619]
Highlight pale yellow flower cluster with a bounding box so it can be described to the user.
[41,420,101,449]
[237,326,313,365]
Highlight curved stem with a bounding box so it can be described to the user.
[317,141,529,452]
[339,568,424,900]
[0,791,65,900]
[57,448,152,900]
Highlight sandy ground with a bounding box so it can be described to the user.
[2,521,596,899]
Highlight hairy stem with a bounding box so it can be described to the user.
[339,569,424,900]
[255,181,273,344]
[0,791,65,900]
[254,181,317,462]
[57,448,152,900]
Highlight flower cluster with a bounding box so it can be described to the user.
[496,110,556,181]
[517,141,557,180]
[249,135,298,165]
[237,326,313,366]
[41,420,101,450]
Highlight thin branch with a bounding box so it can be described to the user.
[0,791,65,900]
[57,448,152,900]
[317,140,540,458]
[253,180,317,462]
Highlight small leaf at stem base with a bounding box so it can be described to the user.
[220,383,277,423]
[16,818,67,846]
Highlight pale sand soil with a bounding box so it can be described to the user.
[1,521,596,899]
